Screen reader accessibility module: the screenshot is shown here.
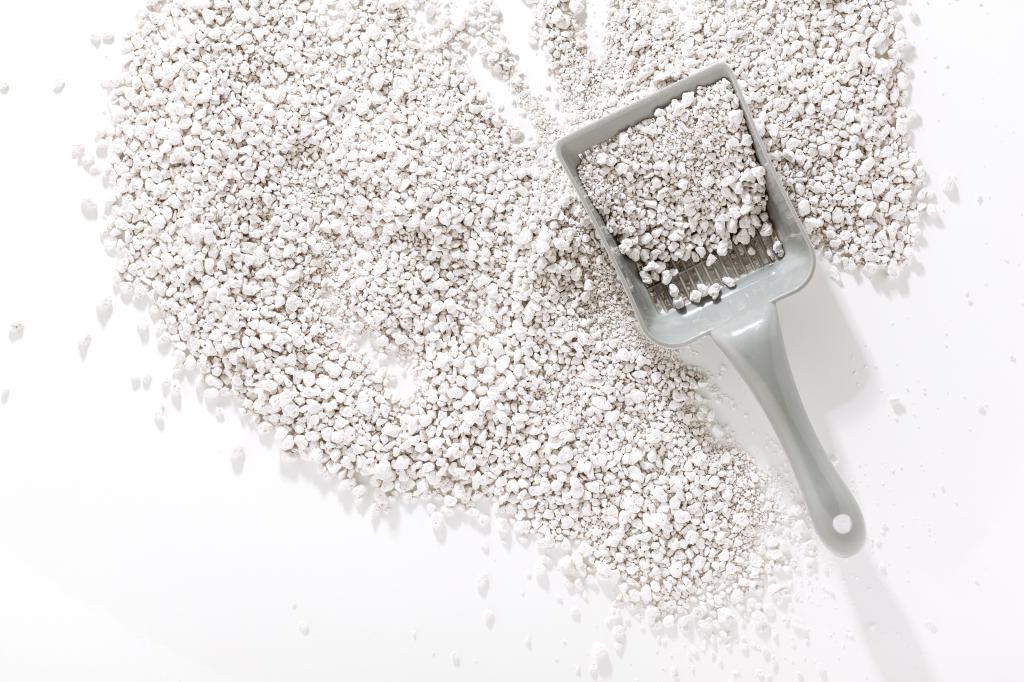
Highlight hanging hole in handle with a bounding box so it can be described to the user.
[832,514,853,535]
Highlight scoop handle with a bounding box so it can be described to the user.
[710,304,865,556]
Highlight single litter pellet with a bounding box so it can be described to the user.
[941,175,959,199]
[476,573,490,597]
[81,199,98,221]
[78,335,92,360]
[96,298,113,325]
[230,447,246,473]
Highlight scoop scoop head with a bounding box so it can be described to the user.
[554,63,815,348]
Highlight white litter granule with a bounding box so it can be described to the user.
[91,0,923,645]
[0,82,9,95]
[52,80,66,95]
[80,199,98,221]
[476,573,491,598]
[95,298,113,325]
[77,335,91,360]
[941,175,959,200]
[297,620,310,636]
[578,79,773,297]
[8,322,24,342]
[231,447,246,474]
[0,389,9,405]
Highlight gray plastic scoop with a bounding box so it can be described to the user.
[555,63,865,556]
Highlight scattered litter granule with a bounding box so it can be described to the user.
[0,82,9,95]
[95,298,113,325]
[230,447,246,474]
[1,389,10,404]
[8,322,24,342]
[80,199,98,221]
[578,79,774,300]
[77,335,92,360]
[52,80,66,95]
[297,620,309,636]
[941,175,959,200]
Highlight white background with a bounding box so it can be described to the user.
[2,1,1023,680]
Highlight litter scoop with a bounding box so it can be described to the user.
[555,63,865,556]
